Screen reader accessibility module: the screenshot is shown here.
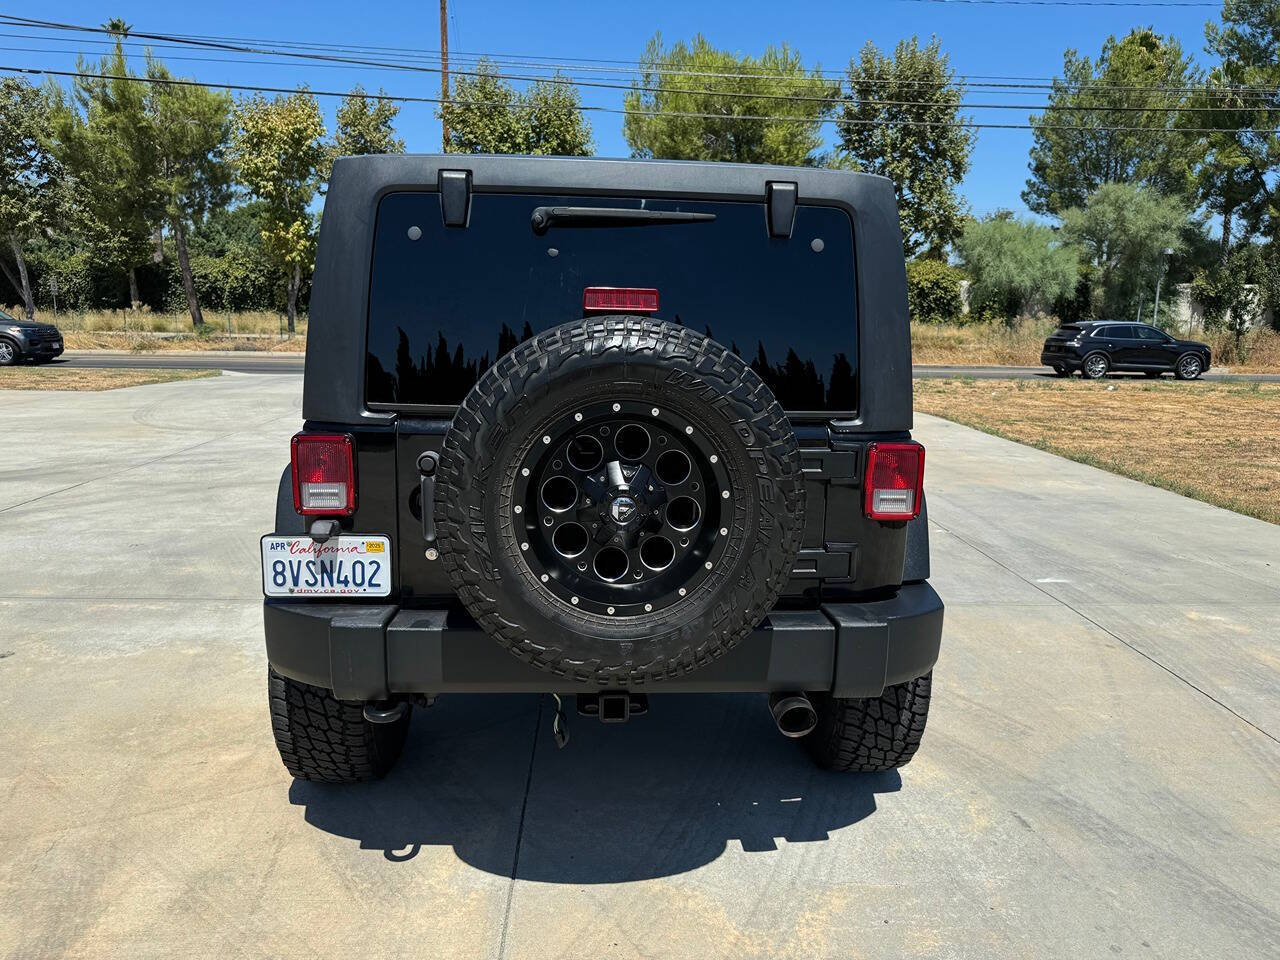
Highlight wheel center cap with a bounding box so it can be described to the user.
[610,496,638,525]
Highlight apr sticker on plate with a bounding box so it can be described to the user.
[261,535,392,597]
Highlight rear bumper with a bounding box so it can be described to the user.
[264,581,944,700]
[1041,351,1080,369]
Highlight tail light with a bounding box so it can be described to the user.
[291,433,355,515]
[583,287,660,313]
[864,442,925,521]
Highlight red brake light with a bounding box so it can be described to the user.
[291,433,355,515]
[583,287,660,313]
[864,442,924,521]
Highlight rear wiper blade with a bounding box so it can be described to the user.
[530,206,716,234]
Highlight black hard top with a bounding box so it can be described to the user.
[303,154,914,432]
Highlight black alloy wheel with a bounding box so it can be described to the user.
[517,401,726,618]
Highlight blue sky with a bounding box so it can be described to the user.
[14,0,1221,217]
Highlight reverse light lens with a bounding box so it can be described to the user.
[583,287,660,313]
[864,442,925,521]
[291,433,356,515]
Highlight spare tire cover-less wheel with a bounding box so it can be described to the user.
[435,317,805,686]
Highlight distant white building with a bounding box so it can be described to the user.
[1165,282,1273,334]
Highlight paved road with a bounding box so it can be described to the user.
[1,373,1277,959]
[55,350,1280,382]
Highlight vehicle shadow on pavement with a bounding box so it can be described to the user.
[291,692,902,883]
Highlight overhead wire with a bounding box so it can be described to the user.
[2,13,1279,99]
[6,64,1276,135]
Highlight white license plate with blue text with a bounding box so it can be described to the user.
[261,535,392,597]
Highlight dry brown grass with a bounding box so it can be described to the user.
[911,319,1280,373]
[910,319,1055,366]
[914,377,1280,524]
[46,308,308,337]
[62,331,307,353]
[0,367,218,391]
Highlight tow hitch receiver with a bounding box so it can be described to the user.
[577,692,649,723]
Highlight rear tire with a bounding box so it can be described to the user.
[268,668,410,782]
[804,673,932,771]
[1081,352,1110,380]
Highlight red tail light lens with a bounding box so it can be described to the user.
[864,442,925,521]
[583,287,660,313]
[291,433,355,515]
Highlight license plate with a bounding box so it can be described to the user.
[261,535,391,597]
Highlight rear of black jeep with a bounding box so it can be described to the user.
[262,155,943,783]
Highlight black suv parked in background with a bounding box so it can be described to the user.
[1041,321,1210,380]
[262,155,943,784]
[0,309,64,365]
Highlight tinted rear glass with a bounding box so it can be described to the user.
[365,192,857,410]
[1050,326,1080,338]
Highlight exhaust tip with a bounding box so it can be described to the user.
[769,693,818,738]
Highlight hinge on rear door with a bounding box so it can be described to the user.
[792,542,857,580]
[798,428,861,484]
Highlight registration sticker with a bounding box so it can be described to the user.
[261,535,392,597]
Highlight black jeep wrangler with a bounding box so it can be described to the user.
[262,155,943,783]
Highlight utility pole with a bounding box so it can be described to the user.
[439,0,450,151]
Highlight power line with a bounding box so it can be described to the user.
[7,64,1276,135]
[5,43,1272,113]
[3,14,1279,98]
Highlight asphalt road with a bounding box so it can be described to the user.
[56,350,1280,382]
[1,373,1277,959]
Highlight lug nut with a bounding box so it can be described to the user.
[424,548,438,561]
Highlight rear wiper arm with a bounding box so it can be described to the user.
[530,206,716,234]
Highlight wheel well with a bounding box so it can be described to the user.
[0,334,20,355]
[1083,350,1109,365]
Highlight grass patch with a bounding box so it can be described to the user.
[62,331,306,353]
[45,308,308,337]
[0,367,219,391]
[914,377,1280,525]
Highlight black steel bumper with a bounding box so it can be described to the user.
[264,582,944,700]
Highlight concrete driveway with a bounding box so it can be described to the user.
[1,374,1277,959]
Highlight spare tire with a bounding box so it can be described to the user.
[435,316,805,686]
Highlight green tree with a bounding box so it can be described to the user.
[146,59,233,329]
[1191,243,1261,350]
[955,212,1079,320]
[330,85,405,166]
[623,34,837,165]
[53,20,160,307]
[1023,29,1202,217]
[1060,183,1192,320]
[440,61,592,156]
[1197,1,1280,259]
[0,78,60,318]
[835,37,974,258]
[232,91,327,332]
[905,259,967,324]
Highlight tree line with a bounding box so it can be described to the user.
[2,2,1278,339]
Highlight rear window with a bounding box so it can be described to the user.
[364,192,857,411]
[1051,326,1080,338]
